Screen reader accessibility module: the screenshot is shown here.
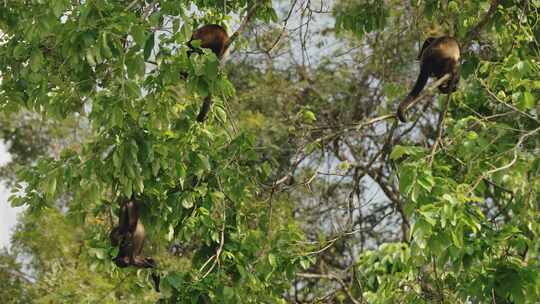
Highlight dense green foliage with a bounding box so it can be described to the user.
[0,0,538,303]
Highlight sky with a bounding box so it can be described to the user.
[0,143,24,249]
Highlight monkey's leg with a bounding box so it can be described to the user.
[131,222,146,258]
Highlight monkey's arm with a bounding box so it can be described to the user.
[117,202,129,234]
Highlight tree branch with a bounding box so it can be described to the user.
[297,272,362,304]
[471,125,540,191]
[399,74,451,119]
[463,0,499,48]
[223,2,263,54]
[428,94,451,166]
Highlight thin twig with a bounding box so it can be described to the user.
[428,94,451,166]
[355,113,396,129]
[199,220,225,280]
[125,0,139,11]
[266,0,298,53]
[432,255,445,303]
[463,0,499,49]
[479,79,540,124]
[471,125,540,191]
[142,1,157,19]
[223,2,262,54]
[297,272,362,304]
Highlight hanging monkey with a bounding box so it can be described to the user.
[110,199,156,268]
[186,24,230,122]
[397,36,460,122]
[110,199,160,291]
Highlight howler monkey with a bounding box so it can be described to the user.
[186,24,230,122]
[110,199,156,268]
[397,36,460,122]
[188,24,229,59]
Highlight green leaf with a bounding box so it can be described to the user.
[466,131,478,140]
[166,272,184,291]
[390,145,425,160]
[299,259,310,270]
[126,53,145,78]
[302,110,317,123]
[101,33,113,58]
[519,91,536,109]
[204,57,219,80]
[112,150,121,170]
[167,225,174,241]
[51,0,66,17]
[85,49,96,66]
[390,145,408,160]
[223,286,235,300]
[182,197,193,209]
[143,32,155,60]
[131,25,146,47]
[13,44,26,59]
[419,210,437,226]
[268,253,277,268]
[451,225,463,248]
[30,50,44,72]
[399,164,416,197]
[417,171,434,192]
[125,80,141,98]
[46,175,57,197]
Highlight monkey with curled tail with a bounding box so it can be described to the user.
[397,36,460,122]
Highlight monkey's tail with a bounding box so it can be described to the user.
[397,96,413,122]
[197,95,212,122]
[397,69,429,122]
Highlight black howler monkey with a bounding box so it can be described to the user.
[110,199,156,268]
[186,24,229,122]
[397,36,460,122]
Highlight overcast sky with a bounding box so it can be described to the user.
[0,143,24,249]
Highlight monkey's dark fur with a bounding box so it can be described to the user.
[397,36,460,122]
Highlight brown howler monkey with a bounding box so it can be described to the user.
[186,24,229,122]
[397,36,460,122]
[188,24,229,59]
[110,199,156,268]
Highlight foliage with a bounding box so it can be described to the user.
[1,0,306,303]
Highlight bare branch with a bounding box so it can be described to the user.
[224,2,263,54]
[297,272,363,304]
[479,79,540,124]
[428,94,451,166]
[471,125,540,191]
[266,0,298,53]
[463,0,499,48]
